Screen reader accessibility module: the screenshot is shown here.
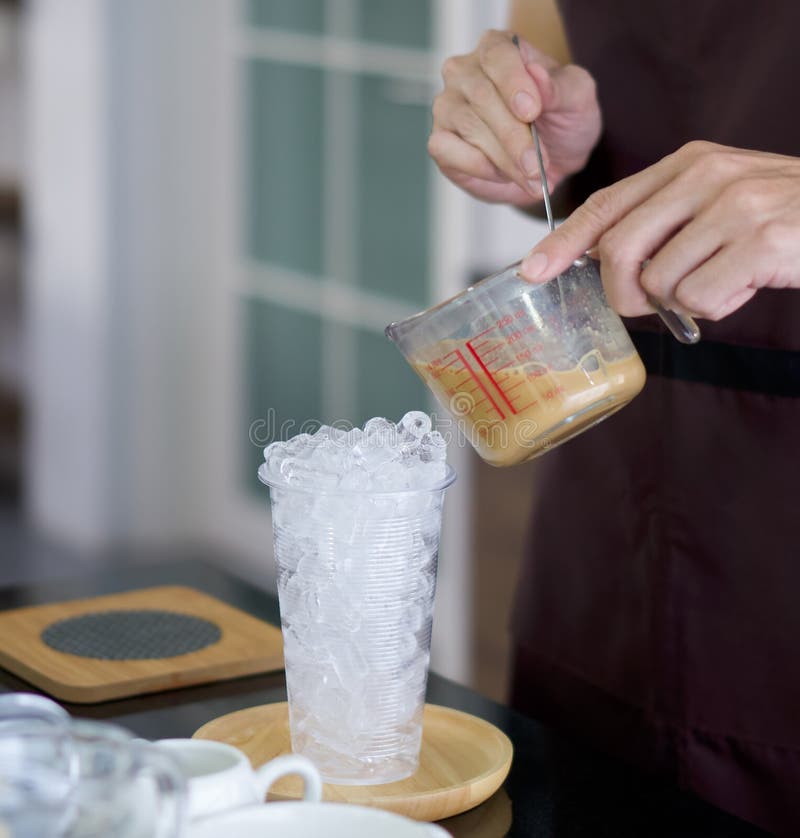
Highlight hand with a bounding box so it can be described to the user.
[428,29,602,206]
[519,141,800,320]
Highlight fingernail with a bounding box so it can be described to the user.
[520,148,539,178]
[521,251,549,280]
[513,91,536,121]
[526,178,541,196]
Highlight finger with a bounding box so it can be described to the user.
[709,287,757,320]
[638,211,728,307]
[597,179,706,314]
[428,129,508,182]
[673,243,759,320]
[437,98,540,197]
[454,63,543,185]
[446,171,542,204]
[598,254,652,317]
[519,153,687,282]
[477,31,546,122]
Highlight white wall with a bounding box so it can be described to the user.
[104,0,222,544]
[24,0,220,549]
[25,0,114,548]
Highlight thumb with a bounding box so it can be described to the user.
[547,63,598,114]
[515,35,560,71]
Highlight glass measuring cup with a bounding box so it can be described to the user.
[386,258,646,466]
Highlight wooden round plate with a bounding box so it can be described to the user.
[193,702,513,822]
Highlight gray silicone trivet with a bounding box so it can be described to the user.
[40,609,222,660]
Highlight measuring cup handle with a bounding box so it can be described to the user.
[253,754,323,803]
[650,300,701,344]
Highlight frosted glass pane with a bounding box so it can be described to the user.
[246,0,324,33]
[242,299,323,493]
[246,61,324,275]
[354,327,429,427]
[357,0,431,48]
[356,74,431,307]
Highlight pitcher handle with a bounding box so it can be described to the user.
[253,754,322,803]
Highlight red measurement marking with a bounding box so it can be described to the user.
[482,342,504,357]
[509,388,539,409]
[438,356,460,369]
[513,399,538,412]
[503,379,525,393]
[453,349,505,420]
[472,326,495,341]
[465,340,517,414]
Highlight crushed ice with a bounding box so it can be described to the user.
[259,411,448,492]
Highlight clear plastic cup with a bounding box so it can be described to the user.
[386,259,646,466]
[260,466,456,785]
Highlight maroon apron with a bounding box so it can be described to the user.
[510,3,800,834]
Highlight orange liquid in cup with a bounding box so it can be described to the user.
[413,343,646,466]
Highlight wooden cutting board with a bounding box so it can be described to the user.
[194,702,513,822]
[0,586,283,703]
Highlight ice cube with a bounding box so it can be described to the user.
[279,457,338,488]
[331,639,369,683]
[359,444,398,473]
[363,417,398,441]
[315,424,350,443]
[398,411,432,440]
[419,431,447,462]
[284,433,316,456]
[346,428,365,445]
[260,441,288,478]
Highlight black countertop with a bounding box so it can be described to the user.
[0,559,770,837]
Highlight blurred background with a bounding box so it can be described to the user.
[0,0,549,702]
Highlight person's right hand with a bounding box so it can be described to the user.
[428,29,602,206]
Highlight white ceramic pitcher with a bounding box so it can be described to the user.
[154,738,322,821]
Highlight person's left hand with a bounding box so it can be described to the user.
[518,141,800,320]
